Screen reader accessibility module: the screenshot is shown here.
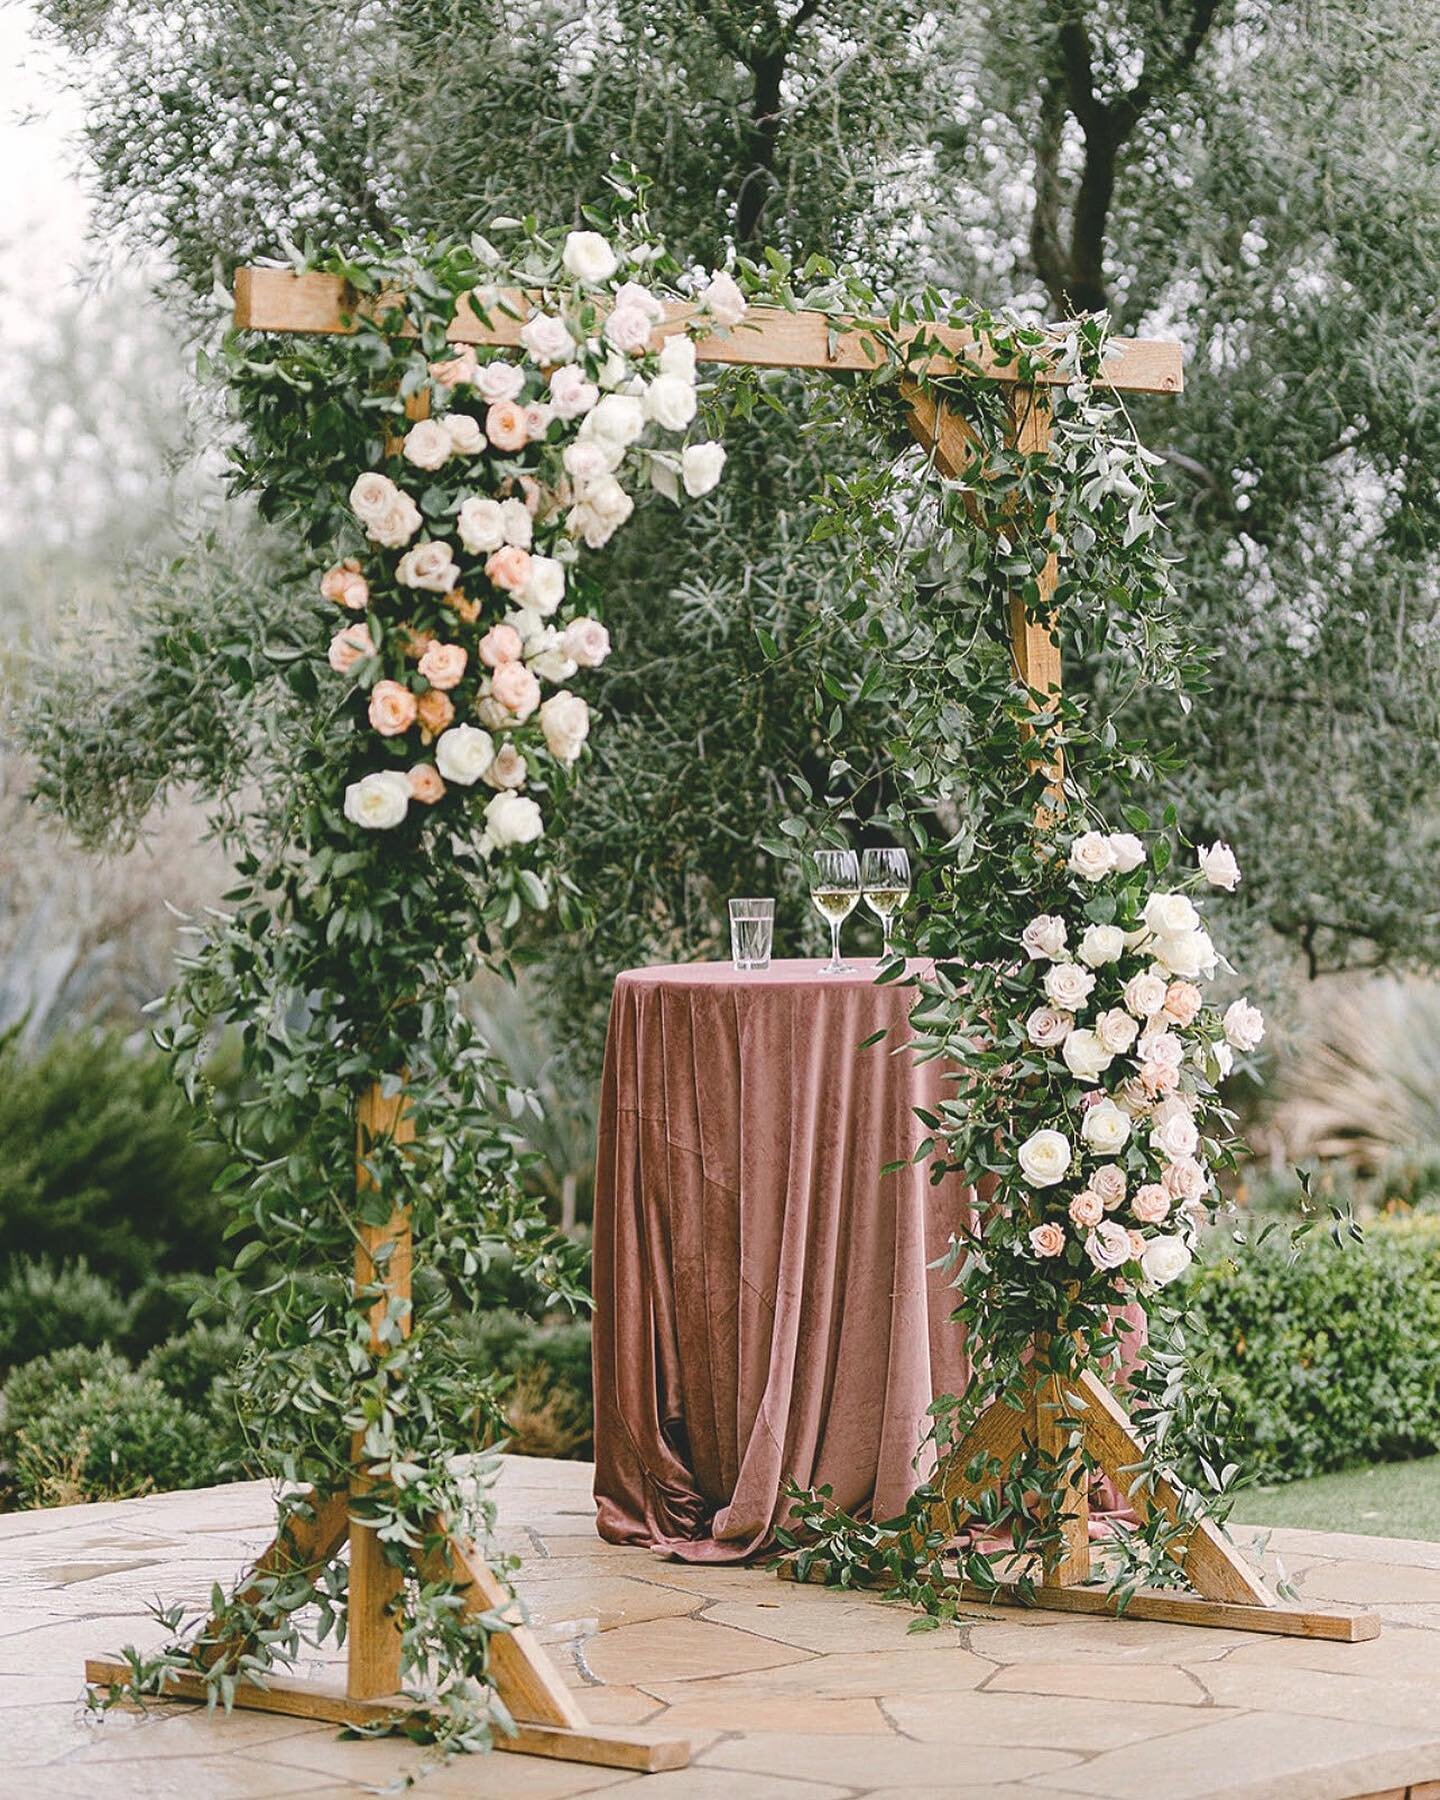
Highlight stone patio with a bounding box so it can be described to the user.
[2,1455,1439,1799]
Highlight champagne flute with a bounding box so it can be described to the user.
[862,847,912,960]
[810,849,861,974]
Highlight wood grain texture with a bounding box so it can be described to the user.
[233,267,1184,393]
[83,1661,690,1770]
[1030,1368,1092,1587]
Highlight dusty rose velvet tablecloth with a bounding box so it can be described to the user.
[591,959,977,1562]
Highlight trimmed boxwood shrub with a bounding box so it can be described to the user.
[1186,1216,1440,1483]
[0,1259,134,1370]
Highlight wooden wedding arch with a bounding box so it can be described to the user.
[86,268,1373,1780]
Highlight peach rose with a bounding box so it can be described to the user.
[321,560,369,611]
[1132,1184,1172,1225]
[485,545,533,594]
[1068,1190,1104,1229]
[1139,1060,1180,1097]
[430,345,478,387]
[368,680,418,737]
[1129,1230,1148,1260]
[418,641,468,691]
[1029,1221,1065,1258]
[399,626,435,660]
[478,623,524,668]
[491,660,541,720]
[1163,981,1203,1028]
[416,688,455,740]
[445,588,480,625]
[327,623,375,673]
[407,763,446,805]
[486,400,529,451]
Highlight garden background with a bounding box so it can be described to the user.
[1,0,1439,1534]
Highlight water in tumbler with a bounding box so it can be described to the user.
[729,898,774,970]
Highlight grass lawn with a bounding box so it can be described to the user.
[1229,1454,1440,1542]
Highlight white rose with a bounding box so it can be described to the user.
[549,364,600,419]
[1021,914,1068,961]
[1044,962,1096,1012]
[1199,841,1241,891]
[442,413,484,456]
[1223,998,1265,1052]
[699,268,746,327]
[1079,923,1125,967]
[1095,1008,1140,1055]
[528,628,578,684]
[1027,1006,1074,1049]
[484,788,545,848]
[457,497,506,554]
[482,742,528,791]
[1108,833,1146,873]
[1062,1028,1113,1084]
[658,334,698,379]
[569,476,634,548]
[1068,832,1115,881]
[475,360,526,405]
[563,616,611,668]
[1017,1128,1072,1188]
[564,440,617,489]
[343,770,411,831]
[1214,1040,1235,1079]
[1141,1234,1193,1288]
[396,540,460,592]
[1124,970,1168,1017]
[563,230,619,284]
[1150,929,1217,980]
[582,393,647,448]
[644,373,698,431]
[434,724,495,786]
[603,304,654,353]
[350,471,398,525]
[597,347,632,390]
[403,419,451,470]
[475,696,511,729]
[1150,1109,1200,1161]
[1138,1029,1184,1070]
[523,555,567,616]
[681,442,727,497]
[367,493,423,548]
[539,690,590,765]
[1080,1099,1131,1154]
[1143,891,1201,937]
[499,497,533,548]
[614,280,665,322]
[520,311,576,364]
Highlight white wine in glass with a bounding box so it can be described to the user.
[862,847,912,959]
[810,849,861,974]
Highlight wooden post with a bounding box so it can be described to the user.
[348,1079,414,1700]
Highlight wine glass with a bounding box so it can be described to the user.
[862,847,912,960]
[810,849,861,974]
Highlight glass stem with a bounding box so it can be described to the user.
[882,917,892,958]
[829,917,842,968]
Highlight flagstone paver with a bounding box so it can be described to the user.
[0,1452,1437,1798]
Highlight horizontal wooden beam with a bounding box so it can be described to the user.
[233,267,1184,394]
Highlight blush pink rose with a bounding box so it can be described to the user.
[524,402,554,441]
[407,763,446,805]
[416,689,455,741]
[490,660,542,720]
[418,640,468,691]
[1163,981,1203,1027]
[1162,1157,1207,1202]
[429,345,478,387]
[327,623,375,673]
[321,560,369,611]
[1029,1222,1065,1258]
[486,399,529,451]
[478,623,524,669]
[1090,1163,1127,1210]
[1139,1061,1180,1097]
[484,545,533,594]
[368,680,418,737]
[1129,1230,1147,1260]
[1068,1190,1104,1229]
[1132,1184,1172,1224]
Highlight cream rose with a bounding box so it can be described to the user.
[523,555,567,616]
[681,442,727,497]
[563,230,619,284]
[349,471,398,525]
[539,690,590,765]
[368,493,422,548]
[528,629,577,685]
[563,616,611,668]
[603,304,654,353]
[520,311,576,364]
[403,419,451,470]
[434,724,495,787]
[659,334,697,379]
[484,788,545,848]
[644,372,698,431]
[442,412,484,456]
[1123,971,1168,1017]
[569,476,634,549]
[1079,923,1125,967]
[396,540,460,593]
[549,364,599,419]
[1062,1028,1113,1084]
[1108,832,1146,873]
[1095,1008,1140,1055]
[1021,914,1068,961]
[1150,928,1217,981]
[1027,1006,1073,1049]
[1223,997,1265,1052]
[482,742,528,791]
[1199,841,1241,891]
[1080,1098,1131,1153]
[699,268,746,326]
[343,769,411,831]
[582,393,647,448]
[1162,1157,1208,1202]
[1017,1129,1072,1188]
[1150,1109,1200,1161]
[475,360,525,405]
[1143,891,1201,937]
[1138,1029,1184,1070]
[458,496,507,554]
[1141,1235,1193,1288]
[1068,832,1115,881]
[1044,962,1096,1011]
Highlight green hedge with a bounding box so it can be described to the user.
[1187,1215,1440,1483]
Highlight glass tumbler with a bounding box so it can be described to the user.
[729,898,775,971]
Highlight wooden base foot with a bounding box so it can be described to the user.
[84,1659,690,1773]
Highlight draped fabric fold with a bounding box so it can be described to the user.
[591,960,977,1562]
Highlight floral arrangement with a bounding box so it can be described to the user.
[323,228,743,854]
[1012,829,1262,1295]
